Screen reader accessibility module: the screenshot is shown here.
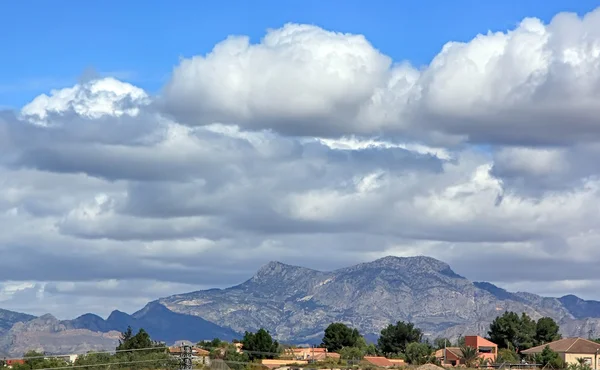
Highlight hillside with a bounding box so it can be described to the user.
[158,256,600,342]
[2,255,600,355]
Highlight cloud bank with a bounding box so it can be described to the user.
[2,8,600,318]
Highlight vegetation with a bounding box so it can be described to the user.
[404,342,434,365]
[321,322,362,352]
[532,345,563,369]
[535,317,562,344]
[241,328,279,360]
[488,312,561,350]
[459,345,479,368]
[377,321,423,356]
[496,348,520,363]
[12,351,69,370]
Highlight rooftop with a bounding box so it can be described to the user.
[521,338,600,355]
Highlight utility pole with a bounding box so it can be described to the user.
[180,345,193,370]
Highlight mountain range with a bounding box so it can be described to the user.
[1,256,600,356]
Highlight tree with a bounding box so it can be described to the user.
[12,351,69,370]
[404,342,434,365]
[488,312,536,350]
[321,323,361,352]
[496,348,519,364]
[535,317,561,345]
[339,347,364,361]
[241,328,279,360]
[460,345,479,368]
[114,327,175,370]
[377,321,423,355]
[533,346,563,369]
[198,338,224,350]
[117,327,155,351]
[222,344,250,370]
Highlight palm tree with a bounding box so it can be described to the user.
[478,357,489,368]
[460,345,480,368]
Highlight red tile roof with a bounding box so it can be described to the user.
[364,356,395,367]
[522,338,600,355]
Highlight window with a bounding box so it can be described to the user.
[583,358,592,366]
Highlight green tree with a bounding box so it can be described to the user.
[321,323,361,352]
[533,346,563,369]
[496,348,519,364]
[114,327,175,370]
[74,353,114,370]
[404,342,434,365]
[459,345,479,368]
[339,347,364,361]
[488,311,536,350]
[12,351,69,370]
[535,317,561,345]
[198,338,224,350]
[377,321,423,355]
[241,328,279,360]
[222,344,250,370]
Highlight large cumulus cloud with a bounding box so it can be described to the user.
[2,8,600,319]
[163,9,600,146]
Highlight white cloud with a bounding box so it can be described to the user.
[3,8,600,319]
[21,77,149,122]
[163,9,600,146]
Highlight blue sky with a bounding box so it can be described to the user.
[1,0,598,108]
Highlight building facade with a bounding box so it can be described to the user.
[521,338,600,369]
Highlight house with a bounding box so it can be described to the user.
[521,337,600,368]
[286,347,340,361]
[168,346,211,365]
[5,359,25,368]
[53,354,79,363]
[435,336,498,366]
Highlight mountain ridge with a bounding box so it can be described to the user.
[1,255,600,355]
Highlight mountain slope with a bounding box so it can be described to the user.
[158,256,600,343]
[66,302,239,343]
[0,308,36,333]
[0,314,121,356]
[0,303,238,356]
[3,255,600,354]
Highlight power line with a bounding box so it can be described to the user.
[4,342,315,364]
[33,358,176,370]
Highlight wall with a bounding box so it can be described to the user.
[563,353,600,369]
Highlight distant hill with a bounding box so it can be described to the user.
[2,255,600,355]
[0,308,36,333]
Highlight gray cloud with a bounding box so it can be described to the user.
[3,9,600,319]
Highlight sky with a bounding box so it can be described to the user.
[1,0,600,319]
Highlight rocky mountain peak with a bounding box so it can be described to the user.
[343,255,464,278]
[252,260,320,281]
